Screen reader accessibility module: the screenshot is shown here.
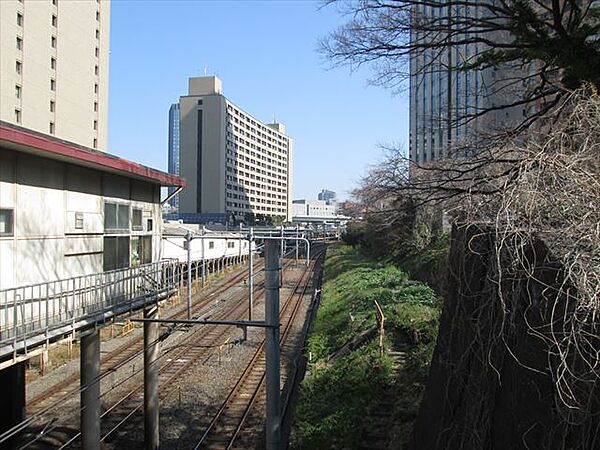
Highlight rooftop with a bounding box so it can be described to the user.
[0,121,186,187]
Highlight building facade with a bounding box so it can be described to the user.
[0,121,185,290]
[317,189,337,205]
[167,103,180,210]
[178,76,293,222]
[409,3,528,164]
[292,199,337,218]
[0,0,110,150]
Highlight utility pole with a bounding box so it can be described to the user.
[264,240,281,450]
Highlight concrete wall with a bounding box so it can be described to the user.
[0,148,162,290]
[411,226,594,449]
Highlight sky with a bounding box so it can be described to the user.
[107,0,409,202]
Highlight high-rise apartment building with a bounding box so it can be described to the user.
[178,76,293,222]
[167,103,180,210]
[0,0,110,150]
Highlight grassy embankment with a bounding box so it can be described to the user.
[291,244,441,449]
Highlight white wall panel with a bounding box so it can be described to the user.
[0,240,15,289]
[16,238,63,286]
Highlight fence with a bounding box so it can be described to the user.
[0,260,180,359]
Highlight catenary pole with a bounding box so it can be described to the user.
[264,240,281,450]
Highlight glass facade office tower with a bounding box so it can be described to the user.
[167,103,180,210]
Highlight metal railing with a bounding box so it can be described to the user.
[0,260,179,359]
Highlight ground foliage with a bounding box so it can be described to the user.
[291,245,440,449]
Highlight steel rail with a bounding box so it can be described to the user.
[27,258,261,415]
[194,248,324,449]
[58,259,297,449]
[12,259,261,449]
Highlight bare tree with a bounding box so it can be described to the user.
[321,0,600,140]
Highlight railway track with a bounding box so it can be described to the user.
[27,259,260,416]
[57,258,298,449]
[193,247,325,450]
[12,259,262,450]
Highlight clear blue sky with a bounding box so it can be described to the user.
[108,0,409,201]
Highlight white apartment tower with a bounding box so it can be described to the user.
[0,0,110,150]
[178,76,293,222]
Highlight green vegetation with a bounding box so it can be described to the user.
[291,245,441,449]
[342,214,450,294]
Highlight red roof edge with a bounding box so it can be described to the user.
[0,122,186,187]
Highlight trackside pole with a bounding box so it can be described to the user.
[186,231,192,319]
[248,227,254,321]
[264,240,281,450]
[81,330,101,450]
[201,237,206,287]
[295,225,299,264]
[144,305,160,450]
[280,225,284,259]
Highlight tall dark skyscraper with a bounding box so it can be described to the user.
[168,103,180,210]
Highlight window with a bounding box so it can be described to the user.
[50,79,55,91]
[104,202,129,230]
[15,109,21,123]
[132,208,142,230]
[15,85,21,99]
[75,212,84,229]
[93,138,97,148]
[146,218,153,232]
[16,37,22,50]
[227,241,235,249]
[103,236,130,271]
[94,65,99,75]
[50,100,55,112]
[17,13,23,26]
[130,236,152,266]
[51,57,56,69]
[96,11,100,21]
[94,101,98,112]
[94,83,98,94]
[95,47,99,57]
[0,209,14,236]
[52,15,57,27]
[52,0,57,5]
[49,122,55,134]
[208,241,215,249]
[95,29,100,39]
[197,99,203,106]
[16,61,22,74]
[93,120,97,130]
[51,36,56,48]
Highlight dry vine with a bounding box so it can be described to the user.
[445,88,600,445]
